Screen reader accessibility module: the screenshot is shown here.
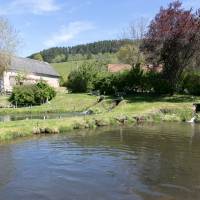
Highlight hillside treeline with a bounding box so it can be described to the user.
[29,40,132,63]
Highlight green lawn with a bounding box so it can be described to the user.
[0,96,10,106]
[0,92,97,114]
[0,92,198,115]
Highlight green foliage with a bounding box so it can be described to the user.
[117,44,145,65]
[66,62,174,95]
[93,72,116,94]
[146,72,174,94]
[66,61,107,93]
[52,54,118,82]
[93,64,146,95]
[9,81,56,106]
[68,54,87,61]
[28,40,132,63]
[181,73,200,95]
[32,53,43,61]
[67,61,146,95]
[30,47,68,63]
[15,72,27,85]
[67,70,88,93]
[34,81,56,104]
[59,76,66,87]
[9,85,36,106]
[51,54,67,63]
[125,64,145,93]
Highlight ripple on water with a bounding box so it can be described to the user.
[0,123,200,200]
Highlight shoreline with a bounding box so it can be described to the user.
[0,92,198,141]
[0,108,195,141]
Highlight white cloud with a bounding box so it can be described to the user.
[0,0,61,15]
[44,21,94,47]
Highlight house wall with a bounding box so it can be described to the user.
[2,71,59,92]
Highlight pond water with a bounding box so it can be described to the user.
[0,112,87,122]
[0,123,200,200]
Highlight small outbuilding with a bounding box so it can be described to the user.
[107,63,163,73]
[0,56,60,92]
[107,64,132,73]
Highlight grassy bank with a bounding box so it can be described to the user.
[0,92,97,114]
[0,92,199,141]
[0,91,197,115]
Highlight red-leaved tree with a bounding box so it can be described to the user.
[143,1,200,90]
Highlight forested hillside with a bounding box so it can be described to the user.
[28,39,132,63]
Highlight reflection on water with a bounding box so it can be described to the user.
[0,112,86,122]
[0,123,200,200]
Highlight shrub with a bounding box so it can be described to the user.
[146,72,174,95]
[67,61,175,95]
[125,64,145,93]
[9,81,56,106]
[93,64,145,95]
[181,73,200,95]
[34,81,56,104]
[9,85,36,106]
[66,61,107,93]
[66,70,88,93]
[93,72,116,95]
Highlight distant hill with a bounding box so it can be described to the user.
[28,39,132,63]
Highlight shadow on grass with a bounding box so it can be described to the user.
[104,94,199,104]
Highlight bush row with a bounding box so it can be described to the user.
[180,72,200,95]
[67,61,200,95]
[67,63,173,95]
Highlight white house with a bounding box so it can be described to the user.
[0,56,60,92]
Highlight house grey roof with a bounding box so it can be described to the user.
[8,56,60,78]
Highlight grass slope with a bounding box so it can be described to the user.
[52,60,87,81]
[0,92,97,114]
[52,54,118,81]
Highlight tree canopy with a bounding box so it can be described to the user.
[142,0,200,89]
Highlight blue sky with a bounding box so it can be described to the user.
[0,0,198,57]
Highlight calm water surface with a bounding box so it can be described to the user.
[0,123,200,200]
[0,112,87,122]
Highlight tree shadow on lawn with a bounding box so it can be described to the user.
[113,94,199,104]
